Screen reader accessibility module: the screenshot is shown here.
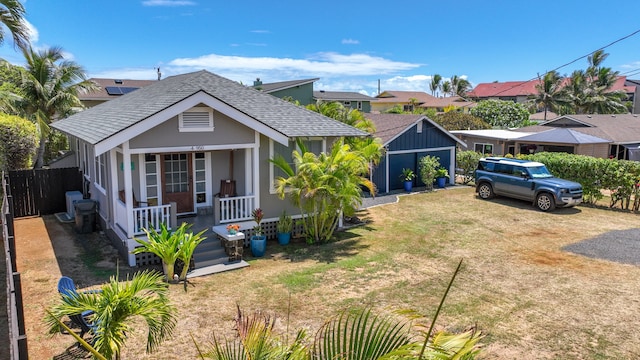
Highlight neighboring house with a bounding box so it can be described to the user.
[468,76,640,113]
[79,78,156,108]
[372,90,474,114]
[450,129,535,156]
[51,70,367,266]
[252,77,318,105]
[365,113,466,193]
[452,114,640,160]
[313,90,375,112]
[419,95,476,113]
[372,91,437,113]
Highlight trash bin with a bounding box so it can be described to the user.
[74,199,96,234]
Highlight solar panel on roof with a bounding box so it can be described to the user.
[120,87,139,94]
[105,86,123,95]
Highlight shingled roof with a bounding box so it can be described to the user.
[365,113,465,147]
[52,70,367,147]
[313,91,375,101]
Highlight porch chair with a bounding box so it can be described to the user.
[118,189,148,207]
[57,276,100,342]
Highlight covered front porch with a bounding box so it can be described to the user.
[109,140,261,266]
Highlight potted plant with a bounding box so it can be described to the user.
[250,208,266,257]
[435,167,449,188]
[400,168,416,192]
[276,210,293,245]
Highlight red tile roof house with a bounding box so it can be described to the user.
[51,70,367,271]
[468,76,640,114]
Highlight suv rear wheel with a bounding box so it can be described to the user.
[477,182,494,199]
[536,192,556,211]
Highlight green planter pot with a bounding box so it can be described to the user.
[250,235,267,257]
[277,232,291,245]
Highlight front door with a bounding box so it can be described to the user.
[161,153,193,214]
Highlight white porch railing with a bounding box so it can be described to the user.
[216,195,255,224]
[116,200,173,236]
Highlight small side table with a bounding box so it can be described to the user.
[215,231,244,262]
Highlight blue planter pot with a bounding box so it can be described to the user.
[403,180,413,192]
[437,177,447,188]
[250,235,267,257]
[277,232,291,245]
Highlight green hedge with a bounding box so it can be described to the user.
[519,152,640,209]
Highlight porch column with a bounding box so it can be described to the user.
[252,132,260,209]
[109,148,118,230]
[122,141,134,237]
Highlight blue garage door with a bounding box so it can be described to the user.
[388,149,452,191]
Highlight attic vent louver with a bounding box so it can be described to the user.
[179,108,214,132]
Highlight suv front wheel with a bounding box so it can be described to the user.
[477,182,494,199]
[536,192,556,212]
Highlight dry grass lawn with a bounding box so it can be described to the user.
[15,186,640,359]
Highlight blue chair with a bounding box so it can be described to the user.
[56,276,100,341]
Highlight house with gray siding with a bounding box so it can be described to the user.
[52,70,366,267]
[366,114,466,193]
[313,90,375,112]
[253,78,318,105]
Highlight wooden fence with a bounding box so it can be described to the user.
[8,168,83,218]
[3,173,28,359]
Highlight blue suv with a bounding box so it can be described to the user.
[474,157,583,211]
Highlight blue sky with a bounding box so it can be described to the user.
[3,0,640,96]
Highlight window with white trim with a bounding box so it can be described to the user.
[343,101,351,107]
[144,154,159,206]
[474,143,493,155]
[270,138,325,193]
[179,107,214,132]
[94,153,106,191]
[357,101,363,110]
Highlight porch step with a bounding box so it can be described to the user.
[193,237,233,268]
[187,260,250,278]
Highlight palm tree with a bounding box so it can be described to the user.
[45,270,177,360]
[271,139,375,244]
[16,46,97,168]
[565,50,628,114]
[530,70,570,121]
[429,74,442,96]
[454,77,472,97]
[441,81,452,97]
[0,0,29,49]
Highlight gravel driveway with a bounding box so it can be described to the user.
[563,228,640,266]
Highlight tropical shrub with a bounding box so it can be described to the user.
[470,99,531,128]
[132,222,206,282]
[433,112,491,131]
[0,113,37,170]
[456,150,483,185]
[419,155,440,191]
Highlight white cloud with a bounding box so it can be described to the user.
[24,19,38,43]
[142,0,196,6]
[342,39,359,45]
[168,52,420,77]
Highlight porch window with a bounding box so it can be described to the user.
[179,107,214,132]
[94,153,107,192]
[474,143,493,155]
[145,154,159,206]
[194,152,207,203]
